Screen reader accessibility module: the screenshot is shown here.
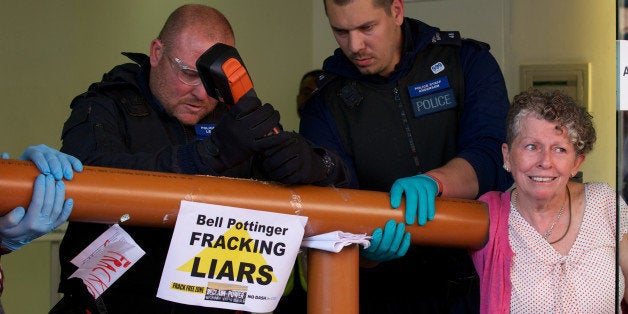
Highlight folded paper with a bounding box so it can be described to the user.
[301,231,371,253]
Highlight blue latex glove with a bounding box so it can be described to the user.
[16,144,83,180]
[390,174,438,226]
[0,174,73,251]
[360,220,411,262]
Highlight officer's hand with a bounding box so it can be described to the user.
[390,174,439,226]
[360,220,411,262]
[0,174,73,251]
[18,144,83,181]
[197,96,280,173]
[256,131,328,185]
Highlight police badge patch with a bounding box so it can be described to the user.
[407,76,457,118]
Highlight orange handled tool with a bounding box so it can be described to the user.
[196,43,279,134]
[196,43,256,106]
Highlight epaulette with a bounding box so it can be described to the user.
[461,37,490,50]
[313,71,337,91]
[304,71,337,103]
[298,71,337,114]
[432,31,490,50]
[431,31,462,46]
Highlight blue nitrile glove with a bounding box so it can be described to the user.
[390,174,439,226]
[17,144,83,181]
[360,220,411,262]
[0,174,73,251]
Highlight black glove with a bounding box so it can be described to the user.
[196,96,280,173]
[258,131,333,185]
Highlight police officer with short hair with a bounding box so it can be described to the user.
[260,0,513,313]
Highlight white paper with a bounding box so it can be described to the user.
[69,224,146,298]
[301,231,371,253]
[157,201,308,313]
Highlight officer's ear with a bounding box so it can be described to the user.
[391,0,404,25]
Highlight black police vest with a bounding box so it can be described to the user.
[322,34,464,192]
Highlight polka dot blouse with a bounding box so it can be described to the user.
[509,182,627,313]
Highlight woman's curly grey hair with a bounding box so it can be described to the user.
[506,89,596,156]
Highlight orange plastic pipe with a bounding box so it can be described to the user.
[0,159,488,249]
[308,246,360,313]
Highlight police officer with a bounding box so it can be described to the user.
[259,0,513,312]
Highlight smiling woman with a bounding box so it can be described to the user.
[471,89,627,313]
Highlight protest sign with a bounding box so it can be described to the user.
[157,200,307,312]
